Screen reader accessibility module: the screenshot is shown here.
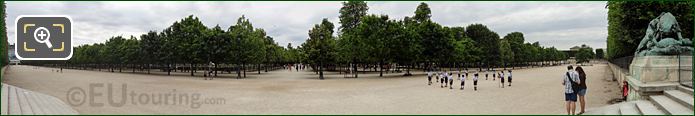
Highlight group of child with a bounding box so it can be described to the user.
[427,69,513,91]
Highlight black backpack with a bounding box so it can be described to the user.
[566,72,581,92]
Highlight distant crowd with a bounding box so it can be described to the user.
[426,69,513,91]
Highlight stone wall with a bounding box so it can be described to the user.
[608,62,630,87]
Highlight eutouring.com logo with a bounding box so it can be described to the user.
[66,83,226,109]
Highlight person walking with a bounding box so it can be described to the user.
[205,61,215,80]
[436,71,440,83]
[427,71,433,85]
[460,73,467,90]
[507,70,513,87]
[563,65,581,115]
[575,66,588,115]
[499,71,505,88]
[440,71,446,88]
[473,73,479,91]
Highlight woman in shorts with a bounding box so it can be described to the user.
[499,71,505,88]
[460,73,466,90]
[508,70,513,87]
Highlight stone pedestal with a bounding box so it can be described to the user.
[627,56,692,101]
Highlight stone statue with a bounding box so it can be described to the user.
[634,12,693,56]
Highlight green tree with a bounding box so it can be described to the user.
[606,1,693,59]
[338,1,369,78]
[228,15,265,78]
[339,1,368,33]
[503,32,525,68]
[499,39,514,69]
[121,36,140,72]
[304,18,336,80]
[1,2,7,67]
[576,48,595,64]
[413,2,431,23]
[595,49,605,59]
[466,24,500,70]
[139,31,161,74]
[418,20,452,69]
[392,19,422,76]
[103,36,126,72]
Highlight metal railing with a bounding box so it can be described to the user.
[678,54,693,88]
[609,56,634,70]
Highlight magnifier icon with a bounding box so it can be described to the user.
[33,27,52,48]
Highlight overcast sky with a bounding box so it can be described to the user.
[6,1,608,50]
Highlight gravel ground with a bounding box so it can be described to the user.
[1,63,621,114]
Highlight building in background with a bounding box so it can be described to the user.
[8,44,20,65]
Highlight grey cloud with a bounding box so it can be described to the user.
[6,1,607,50]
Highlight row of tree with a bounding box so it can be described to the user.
[302,2,569,79]
[1,2,8,68]
[33,2,571,79]
[66,15,288,78]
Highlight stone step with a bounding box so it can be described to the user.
[664,90,694,110]
[1,84,9,115]
[602,104,621,115]
[649,95,694,115]
[46,94,78,114]
[678,85,693,96]
[582,105,613,115]
[619,102,640,115]
[14,85,34,115]
[22,89,47,115]
[26,90,57,115]
[8,85,21,115]
[635,100,665,115]
[1,83,78,115]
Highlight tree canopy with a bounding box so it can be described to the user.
[56,2,571,79]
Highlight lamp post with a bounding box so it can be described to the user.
[236,36,241,79]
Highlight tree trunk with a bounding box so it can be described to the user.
[167,64,171,75]
[353,63,358,78]
[319,62,324,80]
[243,63,247,78]
[236,64,241,79]
[379,61,383,77]
[190,63,194,76]
[404,63,412,76]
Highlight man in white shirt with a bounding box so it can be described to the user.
[205,61,215,80]
[563,65,581,115]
